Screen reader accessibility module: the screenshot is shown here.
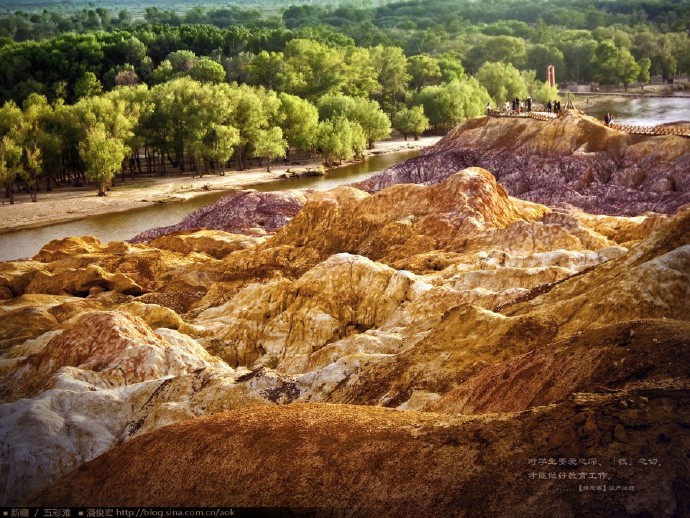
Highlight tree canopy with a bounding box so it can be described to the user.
[1,0,687,202]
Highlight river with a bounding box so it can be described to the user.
[579,94,690,125]
[2,95,690,263]
[0,150,420,262]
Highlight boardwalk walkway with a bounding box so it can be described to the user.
[487,109,690,137]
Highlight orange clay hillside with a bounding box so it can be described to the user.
[0,117,688,516]
[37,400,689,515]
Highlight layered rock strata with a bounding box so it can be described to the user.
[356,110,690,215]
[37,400,690,517]
[131,189,308,242]
[0,165,687,515]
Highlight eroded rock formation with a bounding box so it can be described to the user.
[37,399,690,516]
[1,152,688,514]
[356,110,690,215]
[131,189,308,242]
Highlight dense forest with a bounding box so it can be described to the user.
[0,0,688,200]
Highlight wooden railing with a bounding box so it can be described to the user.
[609,122,690,137]
[486,109,690,137]
[487,110,556,120]
[527,112,558,121]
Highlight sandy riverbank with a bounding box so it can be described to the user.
[0,136,440,234]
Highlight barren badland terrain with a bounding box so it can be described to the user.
[1,111,688,516]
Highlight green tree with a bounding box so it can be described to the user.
[557,34,596,82]
[222,52,254,85]
[592,40,620,85]
[152,60,174,84]
[191,83,241,176]
[230,84,281,170]
[617,47,641,90]
[0,100,23,137]
[465,35,527,73]
[316,117,364,166]
[638,57,651,85]
[407,54,442,92]
[371,45,411,112]
[404,27,447,56]
[52,81,69,102]
[79,123,128,196]
[351,97,391,149]
[593,41,642,89]
[521,69,559,104]
[436,54,466,83]
[117,9,133,27]
[476,61,527,105]
[97,85,149,180]
[281,39,347,99]
[413,78,490,133]
[0,136,22,203]
[392,106,429,141]
[520,70,540,97]
[74,71,102,100]
[247,50,284,90]
[122,36,147,69]
[202,123,240,174]
[317,92,356,121]
[252,127,287,172]
[19,93,46,201]
[343,47,380,98]
[278,92,318,154]
[73,91,136,148]
[188,58,226,83]
[526,44,565,82]
[166,49,197,72]
[666,32,690,76]
[532,81,560,104]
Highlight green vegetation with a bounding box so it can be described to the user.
[0,0,688,200]
[412,78,491,133]
[392,106,429,141]
[476,62,528,106]
[79,123,129,196]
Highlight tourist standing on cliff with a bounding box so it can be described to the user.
[487,102,491,114]
[527,97,532,112]
[504,100,510,112]
[547,100,552,113]
[604,113,611,125]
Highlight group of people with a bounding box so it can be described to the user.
[604,112,615,125]
[487,97,575,117]
[488,96,574,116]
[546,100,561,114]
[493,97,533,114]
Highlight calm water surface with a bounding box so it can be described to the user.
[580,95,690,125]
[0,150,419,261]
